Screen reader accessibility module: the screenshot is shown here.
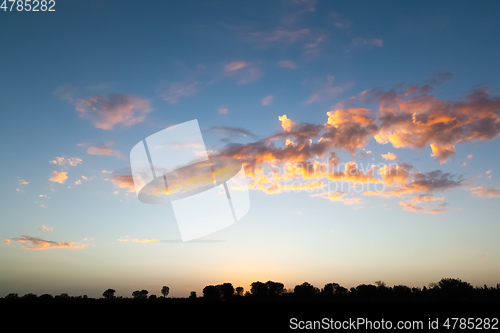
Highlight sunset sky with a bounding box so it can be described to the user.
[1,0,500,298]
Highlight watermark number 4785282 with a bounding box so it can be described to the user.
[1,0,55,12]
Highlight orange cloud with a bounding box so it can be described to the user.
[381,152,397,161]
[38,225,53,232]
[110,175,136,193]
[10,236,86,250]
[470,186,500,198]
[117,237,159,243]
[86,142,122,157]
[49,157,82,167]
[76,94,151,130]
[49,171,68,184]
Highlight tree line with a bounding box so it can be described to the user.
[3,278,500,302]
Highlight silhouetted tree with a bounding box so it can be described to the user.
[189,291,197,299]
[250,281,268,298]
[39,294,53,301]
[266,281,284,297]
[218,283,234,301]
[132,290,148,299]
[437,278,473,298]
[161,286,170,298]
[235,286,244,297]
[5,293,19,299]
[294,282,319,299]
[149,295,157,300]
[22,293,37,301]
[203,285,220,301]
[351,284,377,299]
[102,289,116,299]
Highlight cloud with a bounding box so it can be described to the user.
[381,152,397,161]
[75,94,152,130]
[224,61,250,73]
[218,107,228,115]
[372,86,500,163]
[38,225,53,232]
[277,60,296,70]
[110,175,136,193]
[224,61,262,84]
[159,81,198,104]
[470,186,500,198]
[208,126,256,139]
[351,37,383,47]
[430,143,456,163]
[16,178,29,192]
[429,71,454,85]
[117,237,159,243]
[248,29,310,45]
[261,95,273,106]
[304,76,352,104]
[86,142,122,157]
[4,239,11,245]
[49,157,82,167]
[9,236,86,250]
[49,171,68,184]
[53,83,78,103]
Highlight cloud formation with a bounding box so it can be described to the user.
[49,171,68,184]
[49,157,82,167]
[76,94,152,130]
[159,81,198,104]
[9,236,86,250]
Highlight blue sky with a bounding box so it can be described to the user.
[1,0,499,298]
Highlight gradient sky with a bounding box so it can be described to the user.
[1,0,500,298]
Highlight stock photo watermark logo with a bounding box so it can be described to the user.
[130,120,250,242]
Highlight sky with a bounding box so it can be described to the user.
[1,0,500,298]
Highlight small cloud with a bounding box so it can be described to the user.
[159,81,198,104]
[467,154,473,159]
[351,37,383,48]
[261,95,273,106]
[49,157,82,167]
[49,171,68,184]
[85,141,122,158]
[277,60,296,70]
[304,75,351,104]
[224,61,262,84]
[75,94,152,130]
[4,239,11,245]
[429,71,454,85]
[38,225,53,232]
[10,235,87,250]
[16,178,29,192]
[218,107,228,115]
[224,61,250,73]
[208,126,256,139]
[470,186,500,198]
[117,237,159,243]
[381,152,397,161]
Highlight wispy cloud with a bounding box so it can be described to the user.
[277,60,296,70]
[304,75,352,104]
[470,186,500,198]
[261,95,273,106]
[9,236,86,250]
[224,61,262,84]
[351,37,383,48]
[117,237,159,243]
[16,178,29,192]
[159,81,198,104]
[83,141,122,158]
[75,94,152,130]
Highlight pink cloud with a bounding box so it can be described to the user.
[261,95,273,106]
[75,94,151,130]
[277,60,296,70]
